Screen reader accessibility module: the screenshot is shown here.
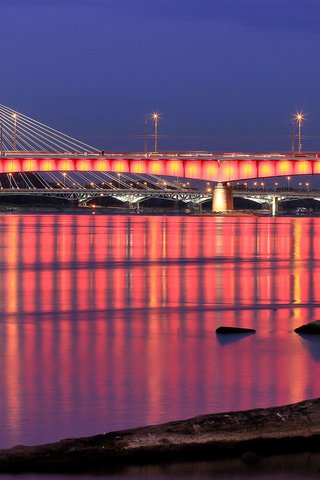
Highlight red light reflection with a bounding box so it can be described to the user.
[0,215,319,448]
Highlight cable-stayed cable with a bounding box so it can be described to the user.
[0,104,101,153]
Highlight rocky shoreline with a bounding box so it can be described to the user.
[1,398,320,473]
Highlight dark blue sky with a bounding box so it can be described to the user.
[2,0,320,152]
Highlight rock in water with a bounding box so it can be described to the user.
[294,321,320,334]
[241,451,261,464]
[216,326,256,334]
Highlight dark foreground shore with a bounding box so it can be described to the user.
[2,398,320,474]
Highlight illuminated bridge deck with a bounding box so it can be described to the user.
[1,151,320,182]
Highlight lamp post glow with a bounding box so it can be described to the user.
[295,112,304,153]
[12,113,17,151]
[291,121,295,153]
[144,120,148,152]
[152,113,159,153]
[287,176,291,191]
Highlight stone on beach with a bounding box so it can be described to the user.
[1,398,320,473]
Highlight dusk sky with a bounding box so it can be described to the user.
[2,0,320,152]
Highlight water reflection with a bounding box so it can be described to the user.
[1,215,320,317]
[216,332,256,345]
[296,334,320,361]
[0,214,320,448]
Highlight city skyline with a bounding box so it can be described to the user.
[1,0,320,152]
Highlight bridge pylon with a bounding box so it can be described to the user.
[212,182,233,212]
[271,196,279,216]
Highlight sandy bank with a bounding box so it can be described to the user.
[1,398,320,473]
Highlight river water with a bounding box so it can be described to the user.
[1,213,320,479]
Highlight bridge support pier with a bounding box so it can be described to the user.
[212,182,233,212]
[271,196,279,216]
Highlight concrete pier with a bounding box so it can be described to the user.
[212,182,234,212]
[271,196,279,216]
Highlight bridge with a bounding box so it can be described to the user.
[1,151,320,182]
[0,186,210,208]
[1,103,320,213]
[0,185,319,216]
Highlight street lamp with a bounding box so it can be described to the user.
[295,112,304,153]
[117,173,121,188]
[306,182,310,191]
[291,121,295,153]
[12,113,17,151]
[144,117,149,153]
[287,176,291,191]
[274,181,278,191]
[152,112,159,153]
